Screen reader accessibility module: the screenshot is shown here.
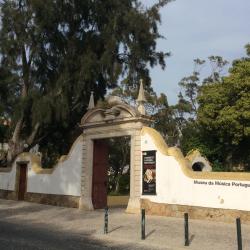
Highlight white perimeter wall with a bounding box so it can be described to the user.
[0,136,83,196]
[0,166,16,191]
[27,137,82,196]
[141,132,250,211]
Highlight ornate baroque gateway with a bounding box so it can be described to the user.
[1,81,250,223]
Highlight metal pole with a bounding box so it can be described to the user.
[104,206,108,234]
[184,213,189,246]
[236,217,242,250]
[141,209,145,240]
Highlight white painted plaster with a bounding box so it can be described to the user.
[27,138,82,196]
[0,166,16,191]
[141,132,250,211]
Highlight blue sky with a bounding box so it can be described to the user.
[145,0,250,104]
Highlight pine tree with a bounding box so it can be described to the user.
[0,0,170,165]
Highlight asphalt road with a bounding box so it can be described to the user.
[0,219,153,250]
[1,199,250,250]
[0,199,158,250]
[0,220,156,250]
[0,219,109,250]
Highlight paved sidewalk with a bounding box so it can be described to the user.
[0,199,250,249]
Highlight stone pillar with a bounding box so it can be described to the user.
[126,126,142,213]
[79,136,94,210]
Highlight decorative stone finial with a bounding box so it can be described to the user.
[87,91,95,110]
[137,79,146,115]
[137,79,146,103]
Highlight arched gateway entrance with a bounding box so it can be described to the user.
[79,84,150,213]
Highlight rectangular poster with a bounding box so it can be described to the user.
[142,150,156,195]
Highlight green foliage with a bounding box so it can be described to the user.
[196,48,250,170]
[0,0,170,164]
[178,56,228,117]
[152,93,180,146]
[180,122,225,171]
[178,49,249,171]
[107,136,130,194]
[178,71,200,115]
[198,60,250,144]
[108,174,130,195]
[211,160,225,172]
[0,124,8,142]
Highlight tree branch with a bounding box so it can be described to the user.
[27,123,40,146]
[11,116,24,143]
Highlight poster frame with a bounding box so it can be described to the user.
[142,150,156,195]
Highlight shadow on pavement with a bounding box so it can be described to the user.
[0,219,152,250]
[189,234,195,244]
[108,226,123,233]
[0,199,105,222]
[146,229,155,239]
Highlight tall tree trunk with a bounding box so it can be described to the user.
[114,146,128,193]
[7,116,24,164]
[7,122,40,165]
[225,152,233,172]
[5,44,36,165]
[115,174,121,193]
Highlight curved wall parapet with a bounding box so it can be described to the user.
[141,126,250,216]
[0,135,83,200]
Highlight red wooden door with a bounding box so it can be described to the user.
[18,164,27,200]
[92,140,108,209]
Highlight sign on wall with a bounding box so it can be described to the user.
[142,150,156,195]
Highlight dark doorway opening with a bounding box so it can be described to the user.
[107,136,130,197]
[92,136,130,209]
[192,162,204,171]
[18,164,27,200]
